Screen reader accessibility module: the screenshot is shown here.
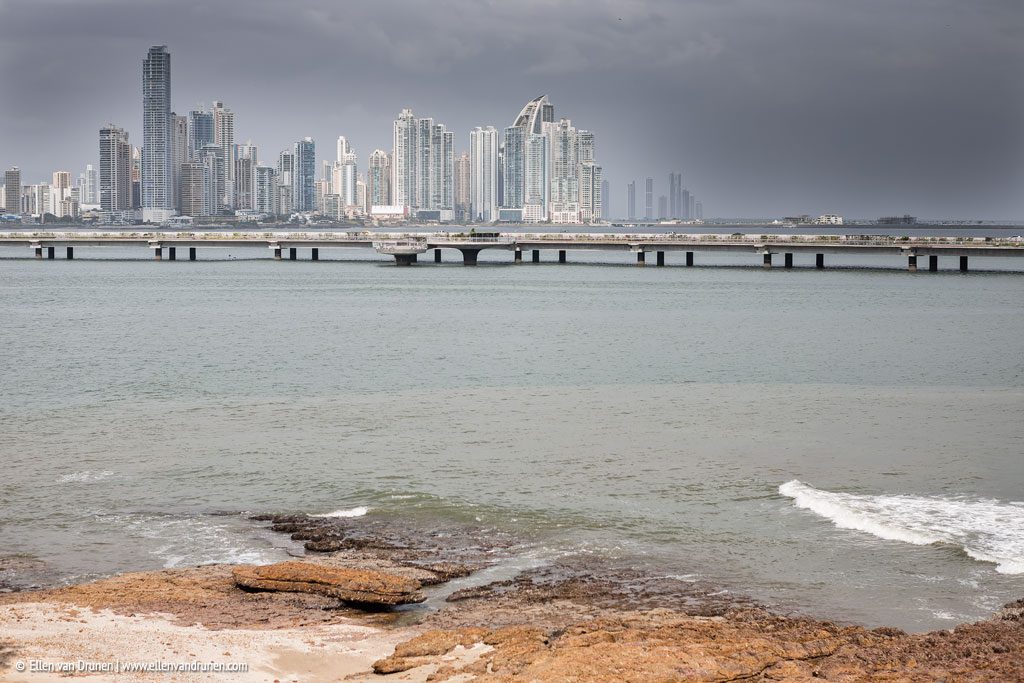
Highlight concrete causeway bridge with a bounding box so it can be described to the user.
[1,230,1022,271]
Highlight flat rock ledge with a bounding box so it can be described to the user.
[232,561,425,606]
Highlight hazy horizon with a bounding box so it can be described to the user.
[1,0,1021,220]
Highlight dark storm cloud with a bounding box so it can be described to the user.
[1,0,1021,219]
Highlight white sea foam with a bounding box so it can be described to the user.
[780,480,1024,574]
[309,506,369,518]
[58,470,115,483]
[101,513,281,568]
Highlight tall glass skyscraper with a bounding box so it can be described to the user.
[142,46,173,220]
[293,138,316,212]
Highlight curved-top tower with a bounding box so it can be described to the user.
[512,95,553,134]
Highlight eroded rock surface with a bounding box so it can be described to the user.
[232,561,425,606]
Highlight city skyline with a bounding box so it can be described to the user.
[0,0,1021,219]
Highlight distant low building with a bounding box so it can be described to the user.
[814,214,844,225]
[878,214,917,225]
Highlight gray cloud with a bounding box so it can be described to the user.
[1,0,1021,219]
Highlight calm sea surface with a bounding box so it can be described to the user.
[1,246,1022,631]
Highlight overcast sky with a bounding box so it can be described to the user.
[1,0,1021,219]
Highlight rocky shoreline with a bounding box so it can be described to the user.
[2,513,1023,681]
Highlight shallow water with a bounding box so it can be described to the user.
[0,250,1022,631]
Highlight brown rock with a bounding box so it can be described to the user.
[231,561,425,606]
[394,628,489,658]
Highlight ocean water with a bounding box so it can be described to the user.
[1,246,1022,631]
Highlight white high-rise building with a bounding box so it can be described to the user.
[254,166,277,215]
[502,95,554,222]
[392,109,416,210]
[454,151,470,221]
[469,127,498,222]
[79,164,99,205]
[391,109,454,217]
[545,118,579,221]
[213,101,234,210]
[234,142,257,211]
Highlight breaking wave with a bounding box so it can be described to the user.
[780,480,1024,574]
[309,506,369,518]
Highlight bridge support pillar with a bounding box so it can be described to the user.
[168,247,176,261]
[636,251,646,266]
[514,248,522,263]
[657,251,665,266]
[459,248,481,266]
[532,249,540,263]
[816,253,824,269]
[784,253,793,269]
[929,255,938,271]
[154,247,162,261]
[394,254,416,266]
[289,247,297,261]
[908,255,917,272]
[434,248,442,263]
[558,249,566,264]
[189,247,197,261]
[47,246,55,259]
[960,256,968,272]
[686,251,694,266]
[311,248,319,261]
[411,254,418,263]
[762,252,772,269]
[66,247,74,260]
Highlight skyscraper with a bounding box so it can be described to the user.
[546,118,579,220]
[254,166,277,215]
[470,127,498,222]
[390,109,454,217]
[454,151,470,220]
[501,126,525,211]
[644,177,653,220]
[188,109,214,161]
[392,109,416,210]
[141,45,173,221]
[293,137,316,212]
[234,142,257,211]
[503,95,552,222]
[578,162,602,223]
[213,101,234,210]
[99,126,132,211]
[171,113,188,212]
[179,162,208,217]
[600,179,610,220]
[80,164,99,205]
[334,138,358,208]
[198,143,225,215]
[4,167,21,214]
[627,181,636,220]
[367,149,391,207]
